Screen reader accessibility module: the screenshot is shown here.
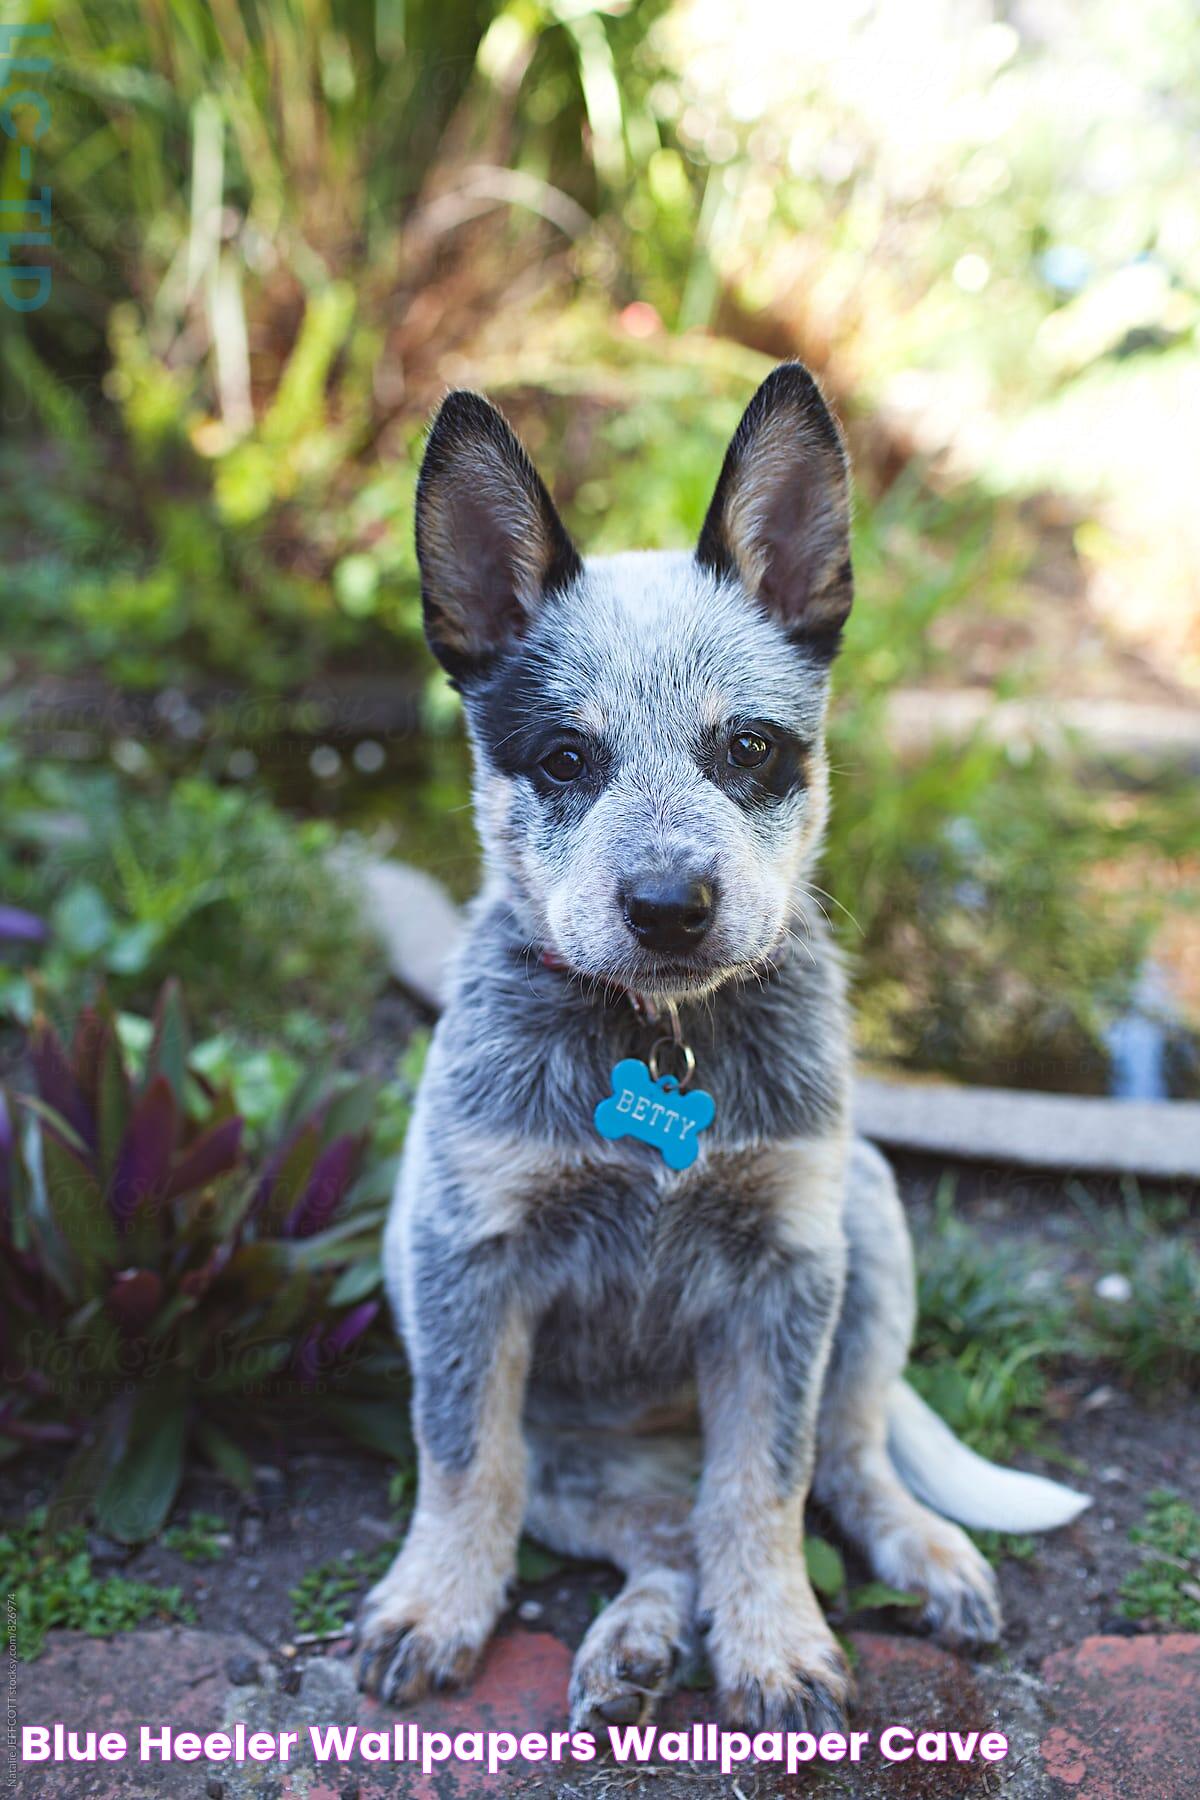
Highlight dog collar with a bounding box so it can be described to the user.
[536,947,693,1076]
[537,945,664,1016]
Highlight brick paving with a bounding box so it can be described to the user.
[13,1619,1198,1799]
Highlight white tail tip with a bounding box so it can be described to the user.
[888,1381,1092,1533]
[335,852,464,1011]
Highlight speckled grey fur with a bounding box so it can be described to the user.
[356,366,1005,1731]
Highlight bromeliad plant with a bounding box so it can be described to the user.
[0,982,404,1542]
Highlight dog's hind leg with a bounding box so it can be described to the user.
[524,1426,698,1731]
[814,1139,1002,1644]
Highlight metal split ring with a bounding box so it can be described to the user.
[648,1035,696,1090]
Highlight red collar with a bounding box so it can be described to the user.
[537,947,664,1020]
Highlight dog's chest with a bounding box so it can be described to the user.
[523,1139,777,1405]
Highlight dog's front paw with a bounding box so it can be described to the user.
[721,1665,850,1736]
[704,1568,852,1735]
[356,1617,482,1704]
[354,1538,504,1704]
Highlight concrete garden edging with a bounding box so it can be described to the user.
[854,1074,1200,1183]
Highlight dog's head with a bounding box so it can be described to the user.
[415,364,852,999]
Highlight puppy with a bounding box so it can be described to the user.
[356,365,1088,1734]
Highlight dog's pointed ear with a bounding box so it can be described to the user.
[696,363,852,657]
[415,390,582,683]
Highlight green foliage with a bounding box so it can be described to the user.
[826,481,1160,1090]
[290,1543,392,1638]
[804,1534,845,1598]
[161,1510,229,1564]
[565,380,748,551]
[843,1581,924,1613]
[0,1509,192,1661]
[0,982,403,1541]
[27,0,674,356]
[387,1465,417,1512]
[0,746,381,1043]
[909,1179,1198,1470]
[1072,1185,1200,1391]
[907,1347,1051,1465]
[0,0,678,692]
[1092,1241,1200,1390]
[516,1538,569,1584]
[970,1530,1039,1568]
[910,1180,1063,1459]
[805,1534,920,1618]
[915,1181,1069,1361]
[0,0,1195,1113]
[1120,1491,1200,1632]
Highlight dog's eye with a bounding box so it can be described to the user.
[728,730,771,769]
[540,745,586,783]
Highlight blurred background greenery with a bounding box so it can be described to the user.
[2,0,1198,1098]
[3,0,1200,1556]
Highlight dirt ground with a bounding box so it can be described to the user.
[4,1156,1198,1800]
[6,1393,1185,1692]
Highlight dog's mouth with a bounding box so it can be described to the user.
[605,923,795,1001]
[546,943,729,1001]
[592,947,756,1003]
[627,966,715,1001]
[636,952,721,985]
[548,920,793,1002]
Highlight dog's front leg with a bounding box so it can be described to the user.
[356,1231,531,1703]
[694,1156,851,1734]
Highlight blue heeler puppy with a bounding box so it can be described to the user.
[355,365,1089,1734]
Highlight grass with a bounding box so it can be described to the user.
[970,1530,1040,1568]
[289,1543,392,1638]
[0,1510,192,1661]
[909,1179,1066,1461]
[1071,1185,1200,1391]
[289,1516,571,1638]
[1120,1491,1200,1632]
[909,1176,1199,1476]
[288,1465,414,1636]
[161,1511,230,1565]
[913,1181,1069,1362]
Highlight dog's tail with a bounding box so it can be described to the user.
[338,852,464,1011]
[886,1380,1090,1532]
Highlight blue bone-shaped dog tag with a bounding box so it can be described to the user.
[594,1058,715,1171]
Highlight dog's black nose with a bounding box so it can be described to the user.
[622,875,715,953]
